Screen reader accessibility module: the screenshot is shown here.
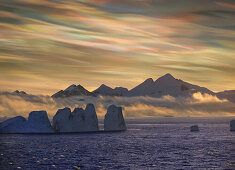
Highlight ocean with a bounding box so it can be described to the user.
[0,117,235,169]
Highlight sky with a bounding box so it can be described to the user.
[0,0,235,95]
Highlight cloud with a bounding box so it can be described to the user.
[0,0,235,94]
[0,92,234,119]
[215,2,235,10]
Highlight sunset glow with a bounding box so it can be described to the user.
[0,0,235,95]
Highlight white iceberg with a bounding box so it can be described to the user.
[52,107,73,133]
[1,104,128,133]
[27,111,54,133]
[52,104,99,132]
[84,103,99,131]
[230,120,235,131]
[0,116,27,133]
[70,107,86,131]
[0,111,53,133]
[104,105,126,131]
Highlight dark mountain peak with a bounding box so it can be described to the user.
[159,73,175,80]
[64,84,76,91]
[95,84,113,92]
[93,84,129,96]
[52,84,96,98]
[93,84,114,95]
[128,78,157,96]
[100,84,112,89]
[155,73,176,84]
[143,78,154,84]
[76,84,86,89]
[13,90,27,95]
[114,87,128,91]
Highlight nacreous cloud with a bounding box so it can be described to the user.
[0,0,234,94]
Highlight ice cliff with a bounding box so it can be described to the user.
[104,105,126,131]
[52,104,99,133]
[0,104,126,133]
[230,120,235,131]
[0,111,53,133]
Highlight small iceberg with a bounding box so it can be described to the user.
[104,105,126,131]
[190,125,199,132]
[230,120,235,131]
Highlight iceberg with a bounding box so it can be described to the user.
[0,104,127,133]
[52,107,73,132]
[70,107,86,131]
[0,116,27,133]
[230,120,235,131]
[27,111,54,133]
[190,125,199,132]
[84,104,99,131]
[104,105,126,131]
[52,104,99,133]
[0,111,53,133]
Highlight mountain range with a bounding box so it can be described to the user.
[50,73,235,103]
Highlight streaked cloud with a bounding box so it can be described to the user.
[215,1,235,10]
[0,0,234,95]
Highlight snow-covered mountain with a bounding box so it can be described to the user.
[51,84,96,98]
[50,74,234,101]
[93,84,128,96]
[128,78,157,96]
[154,73,214,97]
[127,73,214,97]
[92,74,215,97]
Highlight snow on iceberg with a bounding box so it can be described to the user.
[230,120,235,131]
[104,105,126,131]
[52,104,99,133]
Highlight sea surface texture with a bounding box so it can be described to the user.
[0,117,235,169]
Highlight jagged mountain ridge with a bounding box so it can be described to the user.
[50,74,234,103]
[93,84,128,96]
[51,84,96,98]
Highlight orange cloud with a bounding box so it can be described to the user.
[215,2,235,9]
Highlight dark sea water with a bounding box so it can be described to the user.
[0,117,235,170]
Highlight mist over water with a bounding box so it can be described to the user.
[0,91,235,119]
